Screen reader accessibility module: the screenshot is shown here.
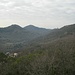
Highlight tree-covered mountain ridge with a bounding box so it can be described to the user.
[0,24,51,52]
[0,24,75,52]
[0,24,75,75]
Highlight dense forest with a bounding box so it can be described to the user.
[0,24,75,75]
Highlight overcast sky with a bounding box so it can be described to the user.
[0,0,75,28]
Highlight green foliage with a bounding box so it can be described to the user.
[0,52,7,62]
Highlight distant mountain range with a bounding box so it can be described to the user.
[0,24,50,42]
[0,24,75,52]
[0,24,51,52]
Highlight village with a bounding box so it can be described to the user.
[5,52,18,57]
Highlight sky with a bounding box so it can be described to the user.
[0,0,75,29]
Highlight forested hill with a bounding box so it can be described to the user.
[27,24,75,46]
[0,24,75,75]
[0,24,50,43]
[0,24,50,52]
[0,24,75,52]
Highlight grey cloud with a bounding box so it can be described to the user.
[0,0,75,28]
